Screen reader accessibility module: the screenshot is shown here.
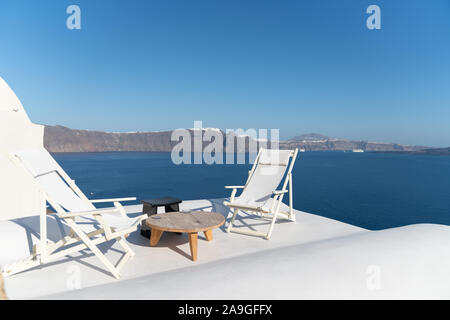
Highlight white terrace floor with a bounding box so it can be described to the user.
[4,198,450,299]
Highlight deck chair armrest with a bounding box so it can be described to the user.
[273,189,288,195]
[225,186,245,202]
[59,207,120,219]
[90,197,136,204]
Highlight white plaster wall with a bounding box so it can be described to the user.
[0,77,45,220]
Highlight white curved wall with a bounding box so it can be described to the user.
[0,77,45,220]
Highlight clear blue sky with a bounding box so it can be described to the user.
[1,0,449,146]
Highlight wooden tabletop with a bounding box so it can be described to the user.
[145,211,225,233]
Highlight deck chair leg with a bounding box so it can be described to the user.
[265,213,278,240]
[67,220,121,279]
[227,208,239,233]
[115,237,134,272]
[117,236,135,257]
[288,173,295,221]
[2,255,40,278]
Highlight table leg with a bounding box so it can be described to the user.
[141,205,158,238]
[165,203,180,212]
[143,204,158,216]
[188,233,198,261]
[150,229,163,246]
[204,229,213,241]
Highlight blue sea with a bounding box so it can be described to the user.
[53,152,450,230]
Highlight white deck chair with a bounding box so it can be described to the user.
[224,148,298,239]
[4,148,146,279]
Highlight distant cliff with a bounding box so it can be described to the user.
[410,147,450,155]
[44,126,428,153]
[44,126,253,153]
[281,133,427,152]
[375,147,450,156]
[44,126,175,152]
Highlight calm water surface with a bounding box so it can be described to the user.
[53,152,450,230]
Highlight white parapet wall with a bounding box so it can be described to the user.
[0,77,45,220]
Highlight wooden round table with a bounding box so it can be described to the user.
[145,211,225,261]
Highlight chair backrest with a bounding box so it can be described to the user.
[12,148,95,213]
[235,149,296,207]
